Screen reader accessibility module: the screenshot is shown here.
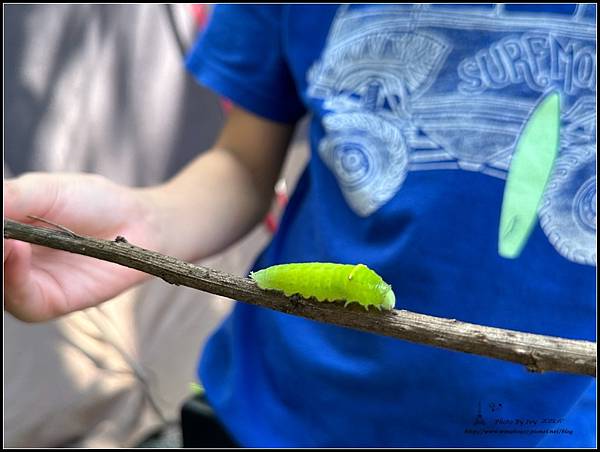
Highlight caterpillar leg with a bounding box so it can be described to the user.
[343,300,372,311]
[344,300,363,309]
[289,294,302,310]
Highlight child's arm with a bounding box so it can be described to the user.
[4,105,295,322]
[144,105,295,262]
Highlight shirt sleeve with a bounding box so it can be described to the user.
[185,5,306,124]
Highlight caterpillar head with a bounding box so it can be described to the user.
[382,286,396,310]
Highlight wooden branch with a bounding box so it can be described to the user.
[4,219,596,377]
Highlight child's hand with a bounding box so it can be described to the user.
[4,173,161,322]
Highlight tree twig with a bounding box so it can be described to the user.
[3,219,596,377]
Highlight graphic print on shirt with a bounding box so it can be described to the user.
[307,4,596,266]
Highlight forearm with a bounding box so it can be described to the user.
[139,147,272,262]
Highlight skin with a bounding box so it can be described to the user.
[4,105,295,322]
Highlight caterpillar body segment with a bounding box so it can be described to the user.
[250,262,395,311]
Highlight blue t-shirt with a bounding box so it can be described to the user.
[185,4,596,447]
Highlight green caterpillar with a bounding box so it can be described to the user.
[250,262,395,311]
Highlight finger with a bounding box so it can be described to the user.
[4,174,60,223]
[3,239,47,322]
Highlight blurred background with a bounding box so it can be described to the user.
[3,4,308,447]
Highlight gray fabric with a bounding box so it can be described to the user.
[4,4,223,184]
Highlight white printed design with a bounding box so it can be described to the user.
[308,7,451,217]
[539,97,596,266]
[319,113,407,216]
[307,4,596,265]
